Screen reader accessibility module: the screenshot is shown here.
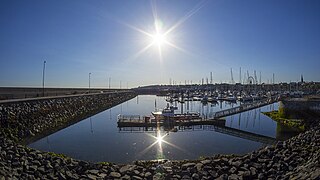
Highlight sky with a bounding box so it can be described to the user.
[0,0,319,88]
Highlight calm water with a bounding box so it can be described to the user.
[29,95,280,163]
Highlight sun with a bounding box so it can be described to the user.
[152,33,166,47]
[120,0,206,62]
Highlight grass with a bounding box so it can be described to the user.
[263,111,305,131]
[47,152,69,159]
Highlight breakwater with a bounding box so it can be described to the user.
[0,91,136,143]
[280,97,320,115]
[0,93,319,179]
[0,87,125,100]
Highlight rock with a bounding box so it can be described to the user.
[132,175,143,180]
[87,169,99,175]
[200,160,211,165]
[231,161,242,167]
[249,167,257,176]
[258,173,265,179]
[229,167,237,174]
[238,170,251,178]
[181,175,191,179]
[109,172,121,178]
[29,165,37,171]
[218,174,228,180]
[182,163,195,169]
[145,172,152,178]
[87,174,97,180]
[37,166,45,174]
[228,174,240,180]
[58,172,67,180]
[153,172,164,180]
[97,173,107,178]
[251,163,262,169]
[195,163,203,171]
[172,174,181,179]
[192,173,200,179]
[121,174,131,180]
[119,165,136,174]
[66,171,79,179]
[36,154,43,159]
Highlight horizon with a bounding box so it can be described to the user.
[1,0,320,88]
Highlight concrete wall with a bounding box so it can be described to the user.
[279,98,320,112]
[279,98,320,119]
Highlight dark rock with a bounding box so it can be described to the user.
[121,174,131,180]
[231,161,242,167]
[229,167,237,174]
[58,172,67,180]
[192,173,200,179]
[87,169,99,175]
[109,171,121,178]
[258,173,265,179]
[228,174,240,180]
[218,174,228,180]
[119,164,136,174]
[145,171,152,178]
[200,160,211,165]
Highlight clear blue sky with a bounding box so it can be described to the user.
[1,0,319,88]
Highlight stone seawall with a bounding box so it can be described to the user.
[279,98,320,112]
[0,93,319,179]
[0,91,136,143]
[278,98,320,122]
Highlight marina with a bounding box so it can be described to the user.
[28,95,284,163]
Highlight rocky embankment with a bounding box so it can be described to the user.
[0,123,319,179]
[0,92,319,179]
[0,92,136,142]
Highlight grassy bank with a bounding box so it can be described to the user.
[263,111,305,131]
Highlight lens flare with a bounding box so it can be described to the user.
[152,33,166,47]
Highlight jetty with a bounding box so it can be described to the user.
[117,115,226,127]
[213,95,280,119]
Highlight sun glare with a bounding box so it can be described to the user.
[156,134,164,144]
[152,33,166,46]
[120,0,206,62]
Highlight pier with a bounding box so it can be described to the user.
[213,95,280,119]
[117,115,226,127]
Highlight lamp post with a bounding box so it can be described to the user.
[89,72,91,93]
[42,60,46,97]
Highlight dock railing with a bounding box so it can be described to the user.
[214,95,280,119]
[117,114,142,122]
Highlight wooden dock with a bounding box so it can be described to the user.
[117,115,226,127]
[213,95,280,119]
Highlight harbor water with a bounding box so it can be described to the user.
[29,95,284,163]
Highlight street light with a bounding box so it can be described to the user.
[42,60,46,97]
[89,72,91,93]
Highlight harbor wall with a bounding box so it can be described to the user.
[0,91,136,143]
[0,87,126,100]
[279,97,320,118]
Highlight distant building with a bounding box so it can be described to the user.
[301,74,304,83]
